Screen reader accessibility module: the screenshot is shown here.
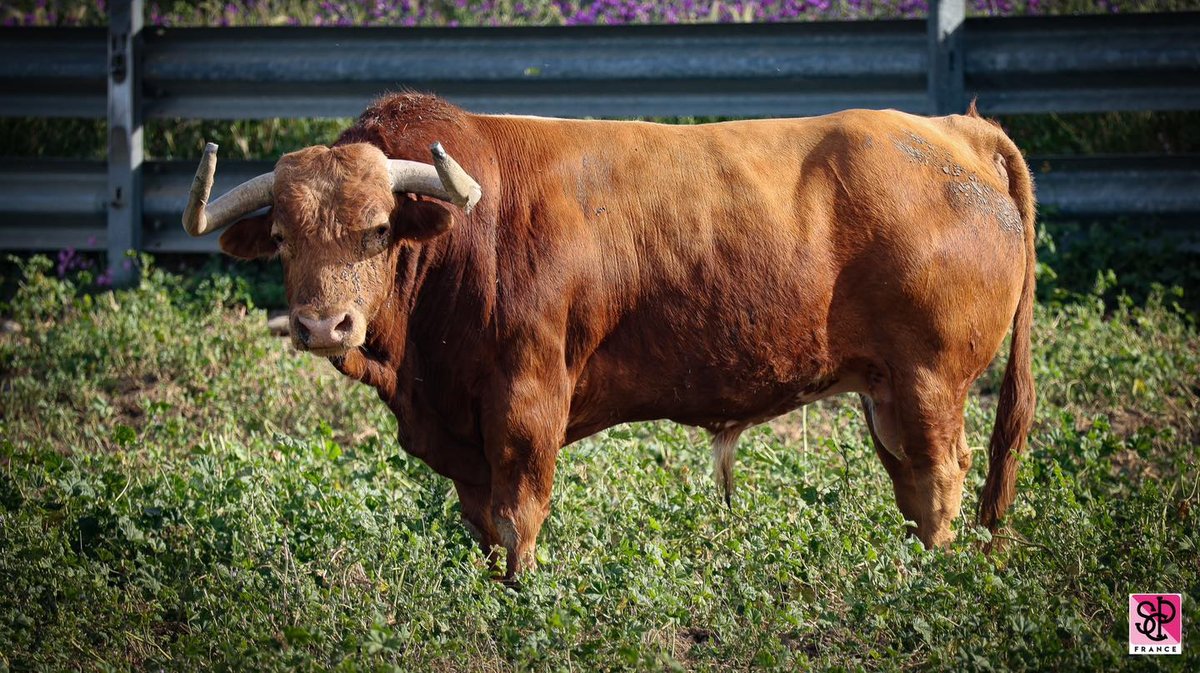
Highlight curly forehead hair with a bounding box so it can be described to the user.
[272,145,393,240]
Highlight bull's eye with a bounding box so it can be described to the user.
[374,224,389,237]
[271,232,284,245]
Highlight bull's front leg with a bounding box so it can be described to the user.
[454,480,501,561]
[485,373,570,580]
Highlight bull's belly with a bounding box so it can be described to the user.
[563,348,854,444]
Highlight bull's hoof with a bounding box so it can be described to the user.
[496,574,524,591]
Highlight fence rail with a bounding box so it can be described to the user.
[4,155,1196,254]
[1,1,1198,280]
[6,12,1199,120]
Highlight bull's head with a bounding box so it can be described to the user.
[183,142,481,357]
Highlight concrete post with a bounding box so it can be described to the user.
[928,0,965,115]
[107,0,144,285]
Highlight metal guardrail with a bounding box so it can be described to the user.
[0,159,267,252]
[964,13,1200,114]
[143,21,930,119]
[0,28,107,118]
[4,156,1195,254]
[0,1,1198,280]
[5,12,1199,120]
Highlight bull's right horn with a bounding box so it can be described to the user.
[182,142,275,236]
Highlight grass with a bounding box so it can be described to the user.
[1,231,1198,670]
[3,3,1198,667]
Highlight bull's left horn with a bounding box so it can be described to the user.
[386,143,482,214]
[182,142,276,236]
[430,142,483,213]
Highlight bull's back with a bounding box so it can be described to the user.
[474,111,1027,437]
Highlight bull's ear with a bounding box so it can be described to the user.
[393,194,455,242]
[218,212,276,259]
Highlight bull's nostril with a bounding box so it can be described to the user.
[334,314,354,335]
[294,321,311,345]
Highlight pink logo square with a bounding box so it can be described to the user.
[1129,594,1183,655]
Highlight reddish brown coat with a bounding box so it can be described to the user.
[220,94,1035,576]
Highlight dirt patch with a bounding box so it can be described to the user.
[681,626,718,646]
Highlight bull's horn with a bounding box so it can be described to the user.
[386,143,482,214]
[430,142,483,213]
[182,142,275,236]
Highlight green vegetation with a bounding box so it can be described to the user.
[2,5,1198,669]
[1,230,1197,670]
[998,110,1200,156]
[7,0,1200,28]
[0,117,350,162]
[1036,221,1200,313]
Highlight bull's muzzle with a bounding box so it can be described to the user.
[292,309,364,356]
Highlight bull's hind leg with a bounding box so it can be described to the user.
[860,374,972,548]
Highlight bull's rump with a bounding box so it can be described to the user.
[479,110,1027,441]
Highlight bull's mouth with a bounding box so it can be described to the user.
[290,334,364,358]
[305,344,355,358]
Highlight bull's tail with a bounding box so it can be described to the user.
[975,114,1038,533]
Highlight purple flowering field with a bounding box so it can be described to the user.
[2,0,1194,27]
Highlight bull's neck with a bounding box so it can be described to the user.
[367,240,438,383]
[362,234,488,453]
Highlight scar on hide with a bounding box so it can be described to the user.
[946,175,1022,233]
[892,131,965,177]
[893,132,930,164]
[895,133,1021,233]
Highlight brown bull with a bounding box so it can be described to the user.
[183,93,1035,578]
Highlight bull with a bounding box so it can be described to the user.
[183,93,1036,578]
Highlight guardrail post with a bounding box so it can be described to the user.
[107,0,143,285]
[928,0,965,115]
